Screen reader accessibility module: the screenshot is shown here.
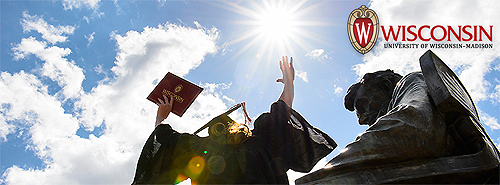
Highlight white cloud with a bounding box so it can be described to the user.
[296,70,309,82]
[0,111,14,142]
[11,37,46,60]
[15,13,84,100]
[85,32,95,47]
[12,37,84,99]
[305,49,329,60]
[157,0,167,8]
[62,0,100,10]
[2,22,222,184]
[480,110,500,130]
[496,138,500,151]
[21,12,75,44]
[93,64,106,75]
[490,84,500,104]
[333,85,343,95]
[0,71,80,167]
[82,16,90,24]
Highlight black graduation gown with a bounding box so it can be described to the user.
[133,100,336,184]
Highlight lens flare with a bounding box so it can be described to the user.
[175,174,188,184]
[185,156,206,179]
[208,155,226,175]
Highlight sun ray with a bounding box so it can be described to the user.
[227,28,261,46]
[292,0,324,18]
[214,1,261,20]
[295,20,329,26]
[288,33,310,54]
[289,0,308,13]
[294,27,328,45]
[220,0,328,64]
[284,37,297,57]
[232,33,266,59]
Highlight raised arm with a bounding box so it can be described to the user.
[155,94,174,128]
[276,56,295,107]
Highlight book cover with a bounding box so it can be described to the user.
[147,72,203,117]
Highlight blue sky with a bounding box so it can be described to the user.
[1,0,499,184]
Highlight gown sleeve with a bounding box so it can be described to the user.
[253,100,337,173]
[132,124,201,184]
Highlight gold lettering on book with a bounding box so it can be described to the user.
[162,89,185,103]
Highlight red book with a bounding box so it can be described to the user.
[147,72,203,117]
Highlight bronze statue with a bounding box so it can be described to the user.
[297,50,499,184]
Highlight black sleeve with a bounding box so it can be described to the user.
[132,124,181,184]
[254,100,337,173]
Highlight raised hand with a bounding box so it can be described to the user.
[277,56,294,84]
[277,56,295,107]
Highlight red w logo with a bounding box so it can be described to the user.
[354,19,373,48]
[347,5,379,54]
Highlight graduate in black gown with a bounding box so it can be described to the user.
[133,56,336,184]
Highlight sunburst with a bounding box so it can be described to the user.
[218,0,326,62]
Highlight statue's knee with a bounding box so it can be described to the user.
[448,116,484,155]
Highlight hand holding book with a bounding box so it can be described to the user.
[156,94,174,128]
[147,72,203,117]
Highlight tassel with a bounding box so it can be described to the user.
[241,102,252,125]
[227,102,252,125]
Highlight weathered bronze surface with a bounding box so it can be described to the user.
[296,50,499,184]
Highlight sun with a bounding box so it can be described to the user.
[218,0,324,62]
[257,6,296,42]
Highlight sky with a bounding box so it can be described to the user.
[1,0,499,184]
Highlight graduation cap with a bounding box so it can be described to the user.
[194,102,252,137]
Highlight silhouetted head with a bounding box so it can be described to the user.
[344,70,402,126]
[205,103,252,146]
[209,121,252,146]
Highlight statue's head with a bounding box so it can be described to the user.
[344,70,402,126]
